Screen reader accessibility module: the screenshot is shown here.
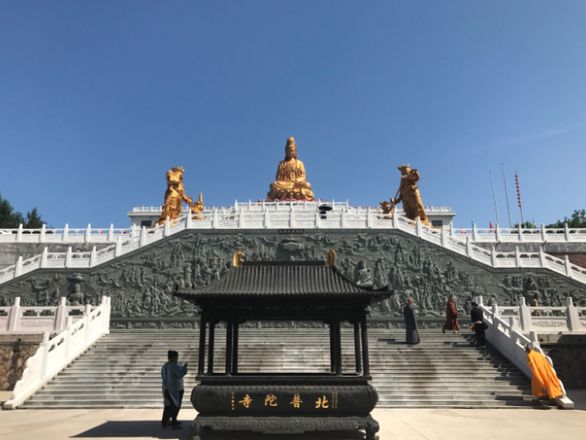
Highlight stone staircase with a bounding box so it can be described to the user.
[22,328,533,409]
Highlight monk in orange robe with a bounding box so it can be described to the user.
[442,295,459,334]
[526,345,563,400]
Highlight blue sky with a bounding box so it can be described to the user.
[1,1,585,228]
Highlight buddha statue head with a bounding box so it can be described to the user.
[285,136,297,160]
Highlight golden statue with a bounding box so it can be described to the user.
[157,166,203,225]
[267,136,315,201]
[232,250,245,268]
[381,164,429,225]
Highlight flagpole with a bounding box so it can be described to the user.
[500,163,513,227]
[515,170,525,226]
[489,170,500,226]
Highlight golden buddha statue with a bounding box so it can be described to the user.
[157,166,203,225]
[381,164,430,225]
[267,136,315,201]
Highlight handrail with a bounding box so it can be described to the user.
[475,296,574,409]
[0,296,98,334]
[2,296,111,409]
[1,203,585,287]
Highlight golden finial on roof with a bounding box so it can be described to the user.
[232,250,245,268]
[325,250,336,267]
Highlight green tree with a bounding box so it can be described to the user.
[547,209,586,228]
[514,220,537,229]
[0,195,24,228]
[0,195,45,228]
[25,207,44,228]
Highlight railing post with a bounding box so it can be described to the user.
[315,210,321,229]
[107,224,114,241]
[564,223,570,241]
[55,297,68,332]
[449,223,454,238]
[64,316,72,360]
[539,247,547,267]
[90,246,97,267]
[495,224,501,242]
[185,212,193,229]
[212,209,219,229]
[164,217,171,237]
[341,209,347,228]
[65,247,72,267]
[63,224,69,242]
[40,247,48,268]
[115,236,123,257]
[290,204,295,228]
[466,236,473,257]
[139,226,147,247]
[40,224,46,243]
[85,224,92,243]
[264,209,270,228]
[519,296,531,332]
[491,302,498,318]
[472,223,478,241]
[441,228,448,247]
[239,209,245,228]
[7,297,21,332]
[40,331,50,379]
[518,224,523,242]
[564,255,573,277]
[130,224,137,239]
[540,224,547,242]
[14,256,23,277]
[565,297,581,332]
[16,223,23,242]
[366,207,372,228]
[416,217,422,237]
[491,246,497,267]
[515,246,521,267]
[84,303,92,343]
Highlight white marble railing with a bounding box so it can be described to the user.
[451,224,586,244]
[0,297,98,334]
[0,223,133,244]
[2,296,111,409]
[475,296,574,409]
[481,296,586,334]
[0,203,585,287]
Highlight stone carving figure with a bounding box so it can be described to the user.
[158,166,203,225]
[267,136,315,201]
[382,164,429,225]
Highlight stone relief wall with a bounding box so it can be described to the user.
[0,230,584,328]
[0,335,43,391]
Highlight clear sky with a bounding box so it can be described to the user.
[1,1,585,228]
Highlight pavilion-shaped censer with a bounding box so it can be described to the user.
[174,250,390,440]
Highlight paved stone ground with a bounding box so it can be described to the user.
[0,403,585,440]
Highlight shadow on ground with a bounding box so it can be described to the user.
[72,421,362,439]
[72,421,192,439]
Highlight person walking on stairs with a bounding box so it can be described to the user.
[403,298,420,345]
[469,302,487,347]
[443,295,460,334]
[161,350,188,429]
[525,344,564,402]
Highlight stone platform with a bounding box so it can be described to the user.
[1,405,586,440]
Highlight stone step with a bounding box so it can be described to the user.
[22,330,531,409]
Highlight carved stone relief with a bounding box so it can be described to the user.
[0,230,584,328]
